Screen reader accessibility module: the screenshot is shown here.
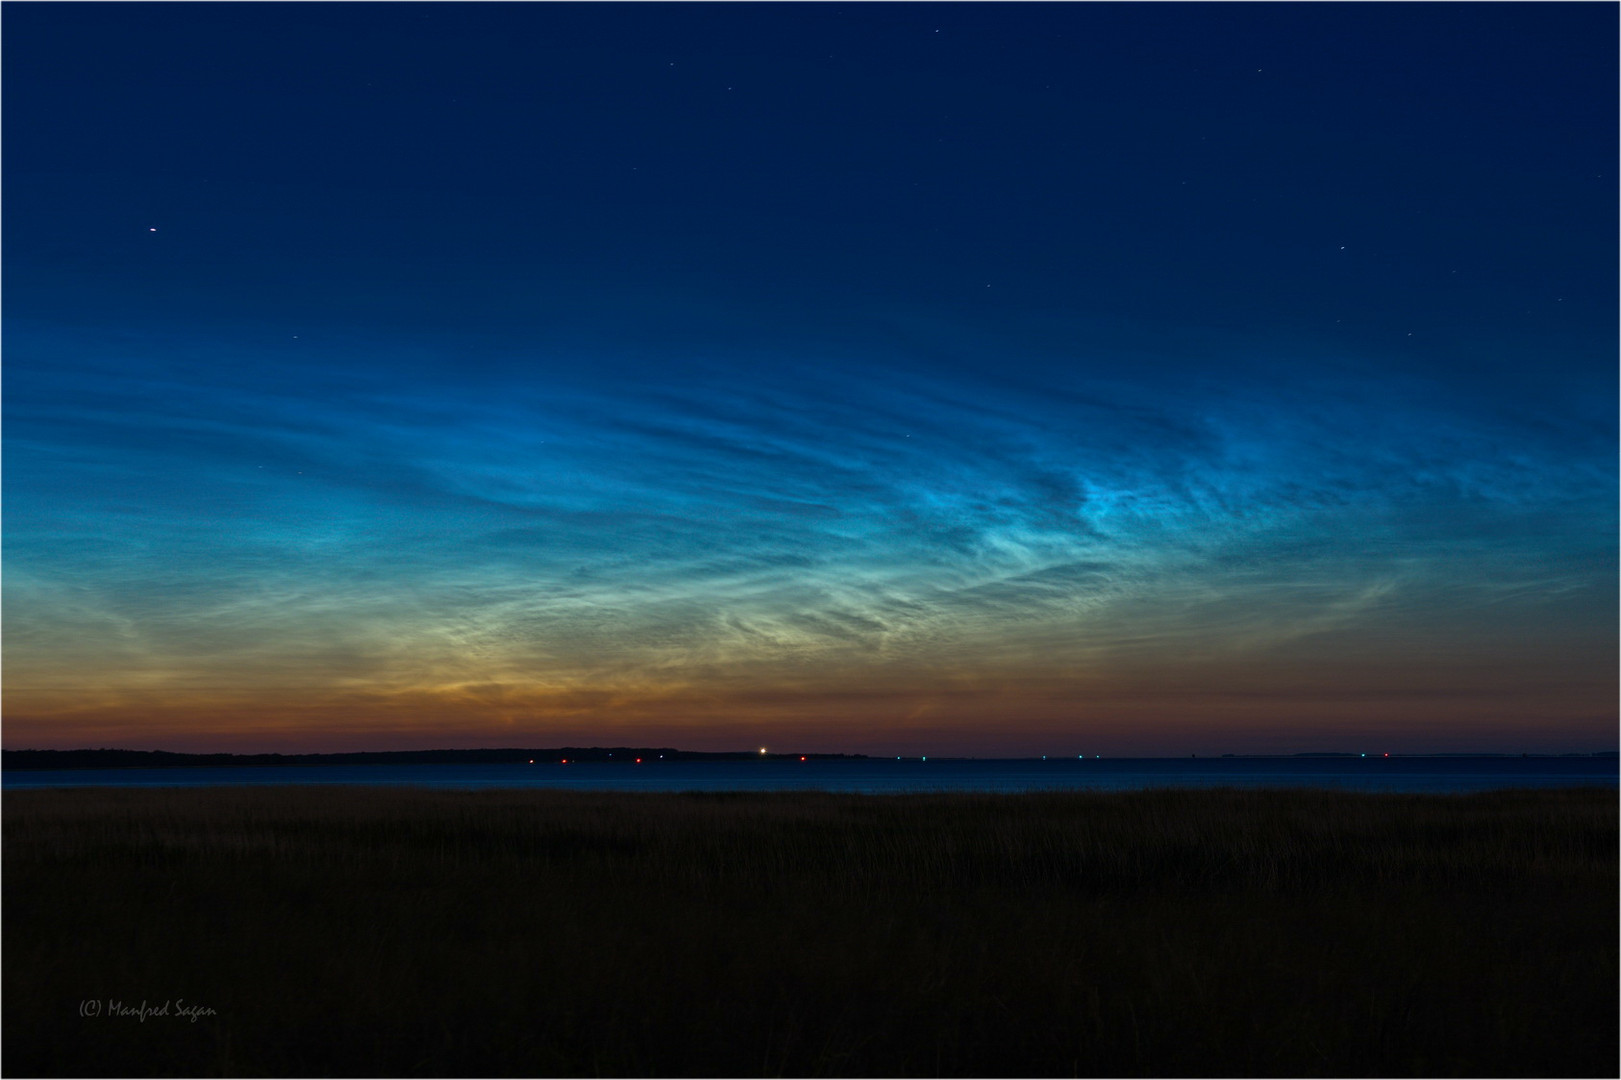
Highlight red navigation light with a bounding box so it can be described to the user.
[800,756,806,761]
[1383,753,1389,758]
[635,758,642,763]
[561,759,568,764]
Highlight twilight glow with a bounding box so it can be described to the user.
[5,4,1615,754]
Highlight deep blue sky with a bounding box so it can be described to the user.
[6,3,1615,754]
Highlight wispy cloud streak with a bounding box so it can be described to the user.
[5,314,1613,750]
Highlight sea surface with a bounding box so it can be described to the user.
[4,756,1615,794]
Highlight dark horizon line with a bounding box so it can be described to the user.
[3,747,1617,772]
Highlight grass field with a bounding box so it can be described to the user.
[4,785,1615,1077]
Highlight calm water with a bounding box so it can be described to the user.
[4,757,1615,794]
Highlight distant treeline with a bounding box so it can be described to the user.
[0,747,869,771]
[2,748,1610,771]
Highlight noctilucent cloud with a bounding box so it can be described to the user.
[5,4,1615,755]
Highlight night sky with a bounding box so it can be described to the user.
[6,3,1615,756]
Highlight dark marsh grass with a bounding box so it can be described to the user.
[4,785,1615,1077]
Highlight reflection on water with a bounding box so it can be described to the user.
[4,757,1615,794]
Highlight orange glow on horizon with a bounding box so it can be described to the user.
[5,639,1614,756]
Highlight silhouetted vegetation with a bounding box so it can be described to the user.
[5,786,1615,1076]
